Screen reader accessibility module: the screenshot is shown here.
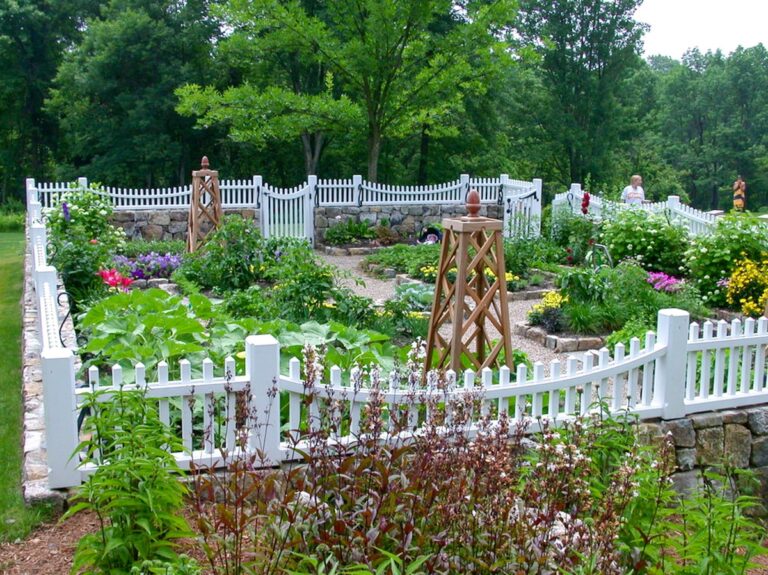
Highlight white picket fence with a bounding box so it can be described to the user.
[33,173,543,243]
[29,177,768,489]
[553,184,720,236]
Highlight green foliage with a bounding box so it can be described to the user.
[557,261,708,334]
[550,208,599,265]
[120,239,185,258]
[684,214,768,307]
[323,219,376,246]
[504,236,563,277]
[179,215,313,293]
[77,288,256,381]
[363,244,441,280]
[68,387,196,574]
[0,213,24,232]
[600,208,689,274]
[46,186,126,304]
[604,317,654,353]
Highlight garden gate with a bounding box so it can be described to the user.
[260,175,316,245]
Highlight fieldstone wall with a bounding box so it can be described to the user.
[315,204,503,243]
[110,208,260,241]
[639,405,768,508]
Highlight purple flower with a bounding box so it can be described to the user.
[62,202,70,222]
[647,271,683,293]
[716,278,730,288]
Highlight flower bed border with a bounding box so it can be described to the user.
[513,321,606,353]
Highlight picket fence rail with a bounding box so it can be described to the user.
[26,178,768,488]
[553,184,720,236]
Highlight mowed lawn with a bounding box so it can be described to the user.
[0,232,52,541]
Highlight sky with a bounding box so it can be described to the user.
[634,0,767,60]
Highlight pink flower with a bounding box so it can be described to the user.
[98,268,133,292]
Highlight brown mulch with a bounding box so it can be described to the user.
[2,509,768,574]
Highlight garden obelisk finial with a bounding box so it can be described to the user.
[187,156,223,253]
[424,191,513,374]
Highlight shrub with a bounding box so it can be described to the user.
[684,214,768,307]
[188,356,766,574]
[528,290,567,332]
[725,256,768,317]
[550,207,599,265]
[0,213,24,232]
[600,209,688,275]
[119,239,185,258]
[67,387,196,574]
[323,218,377,245]
[46,187,126,304]
[504,237,563,277]
[363,244,441,276]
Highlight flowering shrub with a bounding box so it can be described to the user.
[46,186,126,306]
[114,252,182,280]
[550,208,599,265]
[600,209,688,275]
[528,290,567,332]
[684,214,768,307]
[725,256,768,317]
[647,271,683,292]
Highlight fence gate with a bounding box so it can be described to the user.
[502,178,543,238]
[260,175,315,245]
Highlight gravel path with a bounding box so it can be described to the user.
[319,251,565,368]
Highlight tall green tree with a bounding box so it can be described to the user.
[518,0,646,188]
[179,0,515,181]
[47,0,218,187]
[0,0,99,200]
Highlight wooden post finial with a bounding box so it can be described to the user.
[466,188,481,217]
[201,156,210,170]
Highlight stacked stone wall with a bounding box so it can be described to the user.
[639,406,768,505]
[314,204,503,243]
[110,208,259,241]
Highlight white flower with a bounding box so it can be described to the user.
[701,247,708,253]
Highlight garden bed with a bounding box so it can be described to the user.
[513,321,606,352]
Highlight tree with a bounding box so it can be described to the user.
[0,0,98,200]
[47,0,218,187]
[179,0,515,181]
[517,0,646,187]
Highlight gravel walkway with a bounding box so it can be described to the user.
[319,251,565,369]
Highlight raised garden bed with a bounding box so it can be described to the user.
[513,321,606,353]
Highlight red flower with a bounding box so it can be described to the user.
[98,268,132,292]
[90,239,99,245]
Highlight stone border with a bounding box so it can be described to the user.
[513,321,606,352]
[21,234,73,507]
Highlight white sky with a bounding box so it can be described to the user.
[634,0,768,60]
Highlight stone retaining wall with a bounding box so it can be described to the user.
[639,406,768,506]
[315,204,503,243]
[110,208,259,241]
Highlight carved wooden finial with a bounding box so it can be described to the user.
[201,156,210,170]
[466,188,481,217]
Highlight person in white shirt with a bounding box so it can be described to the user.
[621,175,645,205]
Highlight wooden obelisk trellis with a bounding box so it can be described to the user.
[425,190,513,373]
[186,156,223,253]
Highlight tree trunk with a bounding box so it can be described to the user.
[367,124,381,182]
[301,131,325,176]
[417,124,429,185]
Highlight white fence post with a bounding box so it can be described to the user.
[654,309,690,419]
[41,348,81,488]
[77,177,88,190]
[532,178,543,236]
[253,175,262,209]
[26,178,37,208]
[245,334,282,464]
[667,195,680,210]
[306,175,317,245]
[352,174,362,206]
[460,174,470,202]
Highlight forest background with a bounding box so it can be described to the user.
[1,0,766,211]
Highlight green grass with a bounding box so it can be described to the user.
[0,232,55,541]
